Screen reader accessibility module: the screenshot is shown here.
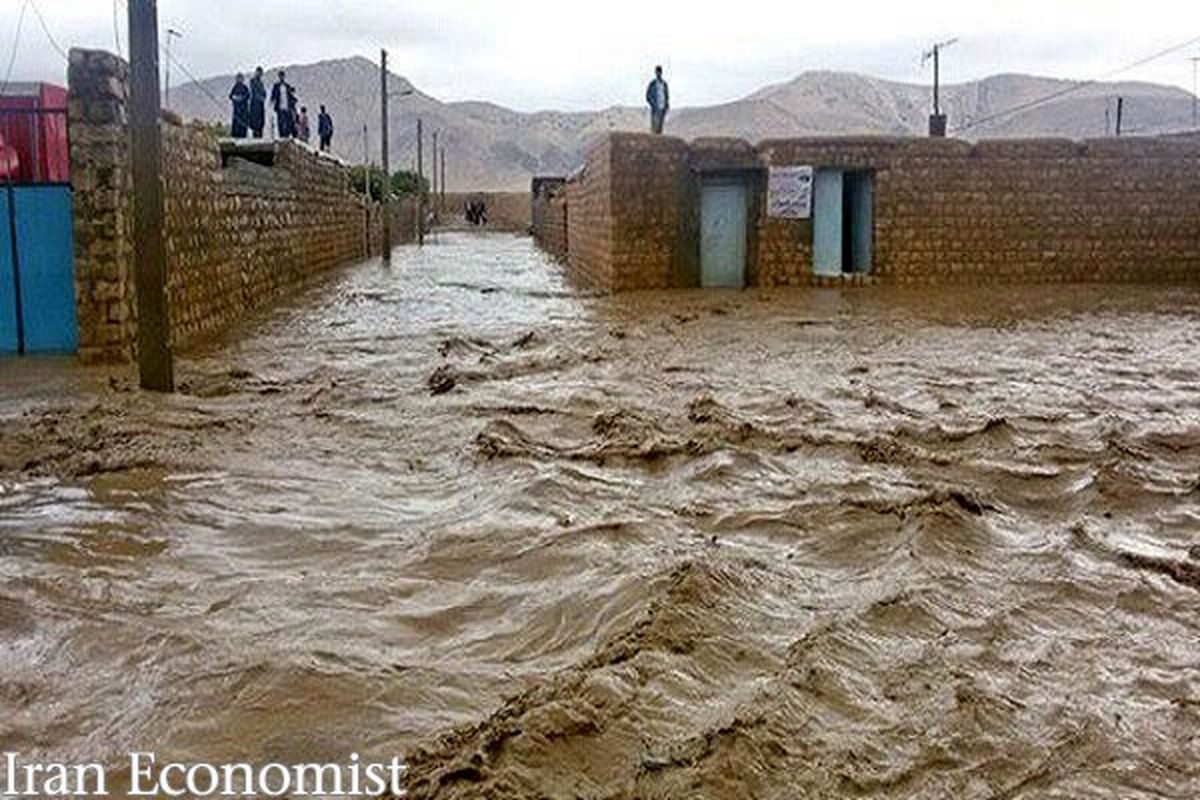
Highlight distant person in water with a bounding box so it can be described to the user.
[318,105,334,151]
[248,67,267,138]
[646,65,669,134]
[228,73,250,139]
[270,70,294,138]
[296,106,311,143]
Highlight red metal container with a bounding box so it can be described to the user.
[0,83,69,184]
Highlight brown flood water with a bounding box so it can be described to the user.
[2,232,1199,798]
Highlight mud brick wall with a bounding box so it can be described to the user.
[69,48,385,363]
[531,178,567,262]
[565,133,692,291]
[441,191,531,232]
[759,135,1200,286]
[565,137,614,291]
[561,132,1200,293]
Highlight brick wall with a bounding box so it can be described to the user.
[69,48,408,363]
[531,177,567,261]
[555,131,1200,292]
[565,137,614,291]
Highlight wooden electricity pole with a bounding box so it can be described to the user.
[128,0,173,392]
[380,48,392,263]
[440,146,446,214]
[416,117,424,246]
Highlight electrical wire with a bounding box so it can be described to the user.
[26,0,68,63]
[1,0,32,96]
[954,33,1200,134]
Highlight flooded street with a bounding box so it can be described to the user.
[2,232,1199,798]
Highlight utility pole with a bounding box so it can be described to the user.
[1191,57,1200,129]
[1116,96,1125,136]
[416,117,424,246]
[431,130,438,223]
[362,122,370,257]
[440,146,446,214]
[923,37,958,137]
[162,27,181,109]
[380,49,392,263]
[128,0,173,391]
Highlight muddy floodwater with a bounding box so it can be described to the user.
[2,233,1199,798]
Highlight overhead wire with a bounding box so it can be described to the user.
[26,0,69,64]
[953,33,1200,134]
[1,0,32,96]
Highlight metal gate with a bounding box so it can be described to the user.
[1,96,77,356]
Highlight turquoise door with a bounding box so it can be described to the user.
[0,185,78,355]
[700,181,748,288]
[813,169,843,276]
[0,189,18,353]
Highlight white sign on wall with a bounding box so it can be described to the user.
[767,166,814,219]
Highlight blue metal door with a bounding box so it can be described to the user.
[813,169,843,276]
[0,189,18,352]
[700,181,748,288]
[1,184,77,355]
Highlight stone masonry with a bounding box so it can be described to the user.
[69,48,411,364]
[544,131,1200,292]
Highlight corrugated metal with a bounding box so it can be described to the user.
[0,189,18,353]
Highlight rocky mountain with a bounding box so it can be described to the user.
[170,58,1197,191]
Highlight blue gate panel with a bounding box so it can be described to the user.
[13,185,77,353]
[0,189,17,354]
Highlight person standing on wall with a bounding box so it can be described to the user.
[318,105,334,151]
[270,70,294,138]
[296,106,312,144]
[229,73,250,139]
[646,65,670,134]
[249,67,267,138]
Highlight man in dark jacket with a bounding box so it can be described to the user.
[270,70,294,138]
[318,105,334,151]
[229,73,250,138]
[248,67,267,138]
[646,65,669,134]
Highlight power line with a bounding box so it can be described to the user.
[954,33,1200,134]
[1,0,32,96]
[26,0,69,64]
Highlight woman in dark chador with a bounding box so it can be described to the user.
[229,73,251,138]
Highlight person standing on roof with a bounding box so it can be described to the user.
[318,105,334,151]
[646,65,670,134]
[229,73,250,139]
[270,70,294,138]
[248,67,267,138]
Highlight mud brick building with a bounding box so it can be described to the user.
[541,131,1200,292]
[69,48,414,364]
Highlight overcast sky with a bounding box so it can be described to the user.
[5,0,1199,110]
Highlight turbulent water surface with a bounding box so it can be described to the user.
[1,233,1199,798]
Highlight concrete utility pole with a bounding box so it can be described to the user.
[1191,57,1200,129]
[362,122,370,256]
[416,117,424,246]
[440,146,446,214]
[128,0,173,391]
[431,130,438,222]
[380,49,392,263]
[923,37,958,137]
[162,27,181,109]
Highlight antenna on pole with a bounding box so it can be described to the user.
[922,37,958,137]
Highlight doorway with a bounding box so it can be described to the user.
[813,169,874,276]
[699,179,749,288]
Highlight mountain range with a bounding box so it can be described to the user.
[170,57,1198,191]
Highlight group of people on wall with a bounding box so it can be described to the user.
[228,68,335,152]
